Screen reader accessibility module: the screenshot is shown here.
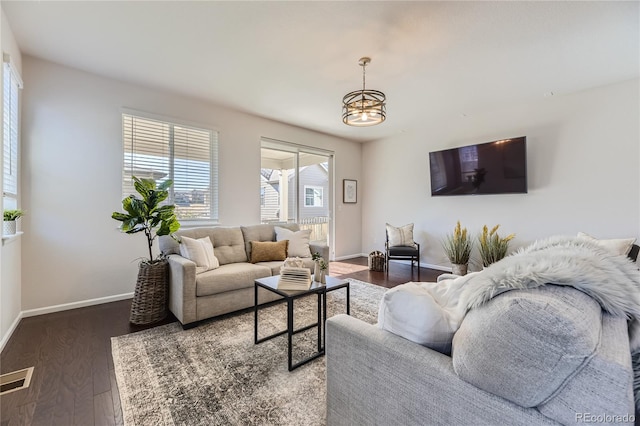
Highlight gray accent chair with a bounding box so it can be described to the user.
[385,231,420,278]
[159,223,329,328]
[326,284,635,425]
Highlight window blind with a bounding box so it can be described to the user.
[122,113,218,221]
[3,57,22,209]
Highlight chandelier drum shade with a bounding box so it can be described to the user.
[342,57,386,126]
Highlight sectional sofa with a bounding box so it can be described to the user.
[159,223,329,328]
[326,242,640,425]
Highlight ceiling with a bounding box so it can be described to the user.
[3,1,639,143]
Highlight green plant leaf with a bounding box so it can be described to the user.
[168,217,180,233]
[121,217,143,231]
[156,220,171,236]
[3,209,25,221]
[158,179,173,191]
[111,212,130,222]
[154,190,169,204]
[112,177,181,262]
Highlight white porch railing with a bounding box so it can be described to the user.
[299,216,329,242]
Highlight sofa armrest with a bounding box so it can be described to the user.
[309,240,330,272]
[326,315,557,426]
[166,254,197,326]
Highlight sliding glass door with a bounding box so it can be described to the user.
[260,138,333,254]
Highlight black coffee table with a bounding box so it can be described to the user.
[254,275,350,371]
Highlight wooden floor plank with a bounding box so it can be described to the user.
[0,258,432,425]
[109,369,124,426]
[6,402,36,426]
[93,391,116,426]
[73,383,95,426]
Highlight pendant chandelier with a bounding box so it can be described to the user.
[342,57,386,126]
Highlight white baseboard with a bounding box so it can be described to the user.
[0,312,24,353]
[1,292,134,353]
[333,255,453,273]
[420,262,452,272]
[386,258,452,273]
[333,253,366,261]
[21,292,134,318]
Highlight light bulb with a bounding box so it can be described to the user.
[370,110,377,117]
[362,112,368,121]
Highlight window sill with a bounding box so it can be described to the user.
[2,231,23,246]
[179,220,221,228]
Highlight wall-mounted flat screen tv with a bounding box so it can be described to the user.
[429,136,527,196]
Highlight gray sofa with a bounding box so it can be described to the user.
[159,223,329,327]
[326,284,635,425]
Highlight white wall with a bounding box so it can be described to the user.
[20,56,362,311]
[362,79,640,271]
[0,8,23,350]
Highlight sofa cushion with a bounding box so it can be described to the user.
[250,240,288,263]
[159,226,247,265]
[275,226,312,258]
[386,223,416,247]
[577,231,636,257]
[195,263,272,296]
[452,285,602,408]
[159,227,215,255]
[242,223,299,260]
[538,314,635,424]
[377,282,462,355]
[210,227,247,265]
[179,236,219,273]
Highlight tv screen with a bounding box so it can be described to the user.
[429,136,527,196]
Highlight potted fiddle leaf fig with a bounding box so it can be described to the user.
[112,176,180,324]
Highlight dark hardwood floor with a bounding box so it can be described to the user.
[0,258,443,426]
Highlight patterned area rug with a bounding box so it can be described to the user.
[111,278,386,426]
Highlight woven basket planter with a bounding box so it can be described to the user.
[130,260,169,325]
[368,251,386,272]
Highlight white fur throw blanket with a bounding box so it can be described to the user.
[441,236,640,408]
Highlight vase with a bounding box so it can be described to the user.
[318,270,326,284]
[3,220,16,236]
[314,261,321,280]
[451,263,468,276]
[129,260,169,325]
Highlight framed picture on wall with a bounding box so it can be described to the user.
[343,179,357,203]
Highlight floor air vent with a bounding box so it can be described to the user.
[0,367,34,395]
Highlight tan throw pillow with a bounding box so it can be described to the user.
[386,223,416,247]
[275,226,312,258]
[179,236,220,273]
[250,240,288,263]
[577,232,636,256]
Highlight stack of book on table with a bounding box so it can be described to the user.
[278,267,312,290]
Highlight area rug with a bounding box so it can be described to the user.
[111,278,386,426]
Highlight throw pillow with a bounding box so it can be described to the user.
[250,240,288,263]
[377,281,463,355]
[274,226,312,258]
[179,236,220,273]
[386,223,416,247]
[577,232,636,256]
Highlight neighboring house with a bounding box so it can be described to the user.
[260,164,329,222]
[290,163,329,220]
[260,169,280,221]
